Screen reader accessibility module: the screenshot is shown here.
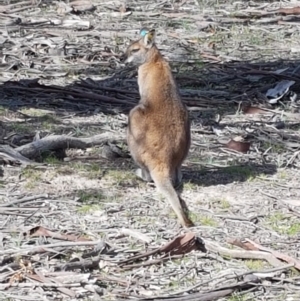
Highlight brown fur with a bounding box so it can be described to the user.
[124,29,194,228]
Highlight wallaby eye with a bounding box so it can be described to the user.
[131,48,139,54]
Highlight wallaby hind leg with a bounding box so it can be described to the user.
[136,168,153,182]
[173,168,183,188]
[151,170,194,228]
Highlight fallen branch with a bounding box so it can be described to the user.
[15,132,124,159]
[228,238,300,271]
[168,263,294,297]
[121,255,185,270]
[0,282,83,289]
[140,288,235,301]
[27,271,76,298]
[120,228,152,244]
[55,257,101,272]
[0,145,36,165]
[3,194,48,207]
[118,233,206,266]
[139,277,261,301]
[205,240,282,267]
[140,264,296,301]
[0,240,102,256]
[3,83,136,106]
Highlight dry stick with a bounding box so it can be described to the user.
[244,238,300,270]
[10,5,36,13]
[0,212,31,217]
[7,85,136,106]
[214,215,251,222]
[77,82,139,96]
[141,264,296,301]
[55,257,101,271]
[0,240,102,256]
[0,282,83,289]
[139,289,235,301]
[3,194,48,207]
[120,228,152,244]
[96,275,135,287]
[0,145,35,165]
[251,263,295,278]
[139,277,260,301]
[29,271,76,298]
[204,240,283,267]
[0,292,40,301]
[0,207,40,211]
[121,255,184,270]
[167,263,294,297]
[1,0,33,8]
[52,85,136,106]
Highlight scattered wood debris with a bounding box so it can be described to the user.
[1,0,300,300]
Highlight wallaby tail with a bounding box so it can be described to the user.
[151,171,194,228]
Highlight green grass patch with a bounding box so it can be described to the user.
[19,108,53,117]
[199,215,218,227]
[77,204,104,214]
[261,141,286,154]
[0,105,8,116]
[210,198,231,210]
[267,212,300,236]
[71,162,103,179]
[104,169,137,185]
[42,153,62,164]
[186,213,218,227]
[77,190,105,204]
[220,199,230,209]
[10,122,35,133]
[21,166,43,189]
[183,181,197,190]
[244,259,267,270]
[228,294,255,301]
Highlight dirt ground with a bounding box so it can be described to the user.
[1,0,300,300]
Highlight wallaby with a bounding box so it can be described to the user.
[123,28,194,228]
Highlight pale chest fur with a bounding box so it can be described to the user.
[137,66,147,98]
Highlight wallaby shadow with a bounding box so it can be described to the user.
[181,162,277,188]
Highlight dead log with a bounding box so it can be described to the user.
[13,133,124,160]
[0,144,35,165]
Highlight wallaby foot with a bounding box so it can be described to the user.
[179,196,194,228]
[136,168,153,182]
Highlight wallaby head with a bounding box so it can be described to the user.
[124,28,157,66]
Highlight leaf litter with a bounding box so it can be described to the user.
[1,0,300,300]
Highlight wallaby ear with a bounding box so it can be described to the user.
[142,29,156,48]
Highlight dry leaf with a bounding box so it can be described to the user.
[225,139,251,153]
[242,106,268,115]
[278,7,300,15]
[118,233,206,266]
[24,226,91,242]
[160,232,206,255]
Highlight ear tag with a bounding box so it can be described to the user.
[140,28,148,37]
